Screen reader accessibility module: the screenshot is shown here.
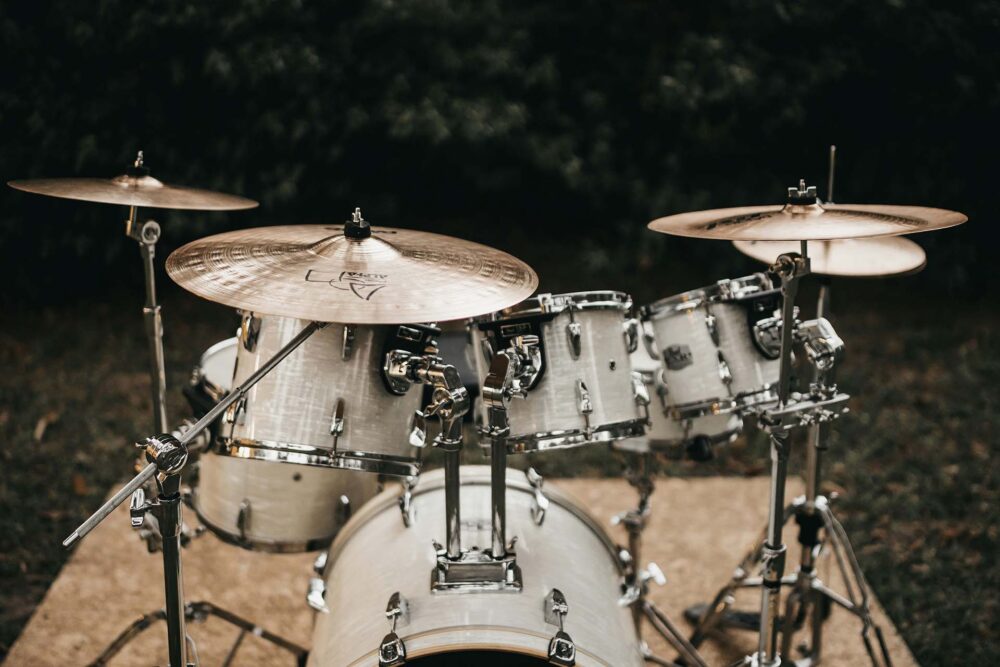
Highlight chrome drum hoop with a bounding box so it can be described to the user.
[474,290,633,321]
[671,397,739,420]
[483,418,648,454]
[642,272,773,320]
[215,438,422,477]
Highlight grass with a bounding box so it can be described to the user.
[0,285,996,665]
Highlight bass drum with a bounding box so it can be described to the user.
[309,466,644,666]
[188,337,380,552]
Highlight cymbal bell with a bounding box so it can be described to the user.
[166,212,539,324]
[733,237,927,277]
[7,152,257,211]
[649,182,967,241]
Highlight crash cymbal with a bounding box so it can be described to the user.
[7,152,257,211]
[648,182,966,241]
[733,237,927,277]
[166,211,539,324]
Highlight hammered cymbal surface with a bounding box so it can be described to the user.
[649,203,966,241]
[8,175,258,210]
[733,237,927,277]
[166,224,539,324]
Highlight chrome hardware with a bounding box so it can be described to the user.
[223,395,247,426]
[664,344,693,370]
[239,314,261,353]
[623,318,640,353]
[641,327,660,360]
[306,576,329,613]
[526,467,549,526]
[704,309,719,345]
[787,179,819,204]
[797,317,845,372]
[575,379,593,434]
[566,320,583,359]
[384,349,416,395]
[545,588,576,666]
[408,410,426,448]
[431,545,523,592]
[378,592,409,667]
[752,315,783,360]
[631,371,651,423]
[341,324,356,361]
[313,550,328,576]
[717,351,733,388]
[129,488,147,528]
[480,335,542,437]
[330,398,346,441]
[237,499,251,541]
[398,477,417,527]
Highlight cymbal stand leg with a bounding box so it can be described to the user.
[126,205,168,434]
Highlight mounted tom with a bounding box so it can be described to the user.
[217,314,438,477]
[469,291,647,453]
[641,274,782,419]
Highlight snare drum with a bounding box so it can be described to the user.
[469,292,646,452]
[308,466,644,666]
[218,313,428,476]
[613,342,742,455]
[643,274,782,419]
[188,337,380,552]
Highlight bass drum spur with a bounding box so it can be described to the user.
[188,337,379,552]
[309,466,645,666]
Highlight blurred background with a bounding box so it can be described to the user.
[0,1,996,664]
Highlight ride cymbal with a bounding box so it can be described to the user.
[733,237,927,277]
[7,152,257,211]
[649,182,966,241]
[166,211,539,324]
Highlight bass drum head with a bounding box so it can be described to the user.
[408,651,548,665]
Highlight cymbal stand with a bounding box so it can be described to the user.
[774,280,892,667]
[614,451,708,667]
[123,151,169,434]
[64,321,325,667]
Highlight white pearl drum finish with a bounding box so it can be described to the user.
[189,337,380,551]
[219,314,426,476]
[308,467,645,667]
[613,344,742,454]
[470,292,646,452]
[643,275,780,418]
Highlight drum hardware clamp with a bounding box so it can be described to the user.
[64,320,326,667]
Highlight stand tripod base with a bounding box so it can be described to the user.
[88,600,308,667]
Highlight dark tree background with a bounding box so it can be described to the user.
[1,1,998,664]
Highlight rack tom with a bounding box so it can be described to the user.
[642,274,782,419]
[218,313,429,476]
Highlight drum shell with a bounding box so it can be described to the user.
[645,276,779,414]
[193,453,379,551]
[309,466,644,667]
[221,315,425,475]
[470,304,645,451]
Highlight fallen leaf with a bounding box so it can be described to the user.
[72,473,89,496]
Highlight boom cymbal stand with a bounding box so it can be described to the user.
[64,321,325,667]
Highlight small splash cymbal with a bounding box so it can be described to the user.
[733,237,927,277]
[166,212,539,324]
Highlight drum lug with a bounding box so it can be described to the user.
[239,313,261,352]
[704,309,720,346]
[398,477,417,528]
[329,398,346,443]
[544,588,576,666]
[378,592,409,667]
[630,371,651,423]
[575,380,593,435]
[717,351,734,389]
[341,324,356,361]
[237,499,251,542]
[408,410,427,448]
[305,576,329,613]
[526,467,549,526]
[566,320,582,359]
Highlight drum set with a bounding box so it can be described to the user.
[8,145,966,666]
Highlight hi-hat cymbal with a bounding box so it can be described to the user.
[165,213,539,324]
[649,182,966,241]
[8,152,257,211]
[733,237,927,277]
